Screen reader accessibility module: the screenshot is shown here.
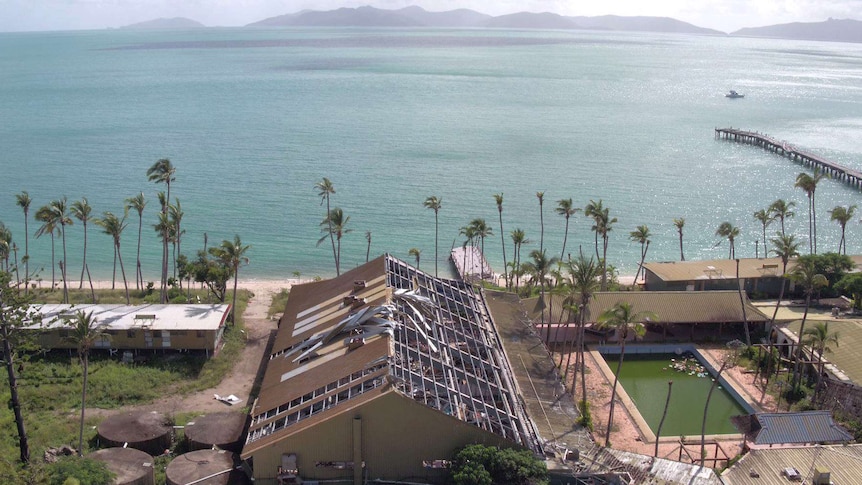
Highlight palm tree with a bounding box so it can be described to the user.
[556,198,580,261]
[510,228,529,291]
[0,223,11,272]
[408,248,421,269]
[536,191,545,252]
[15,192,32,292]
[564,253,600,406]
[769,199,796,237]
[459,224,476,280]
[597,302,655,447]
[315,178,338,275]
[715,222,740,259]
[494,194,509,287]
[673,218,685,261]
[365,230,372,263]
[209,235,250,323]
[753,208,774,257]
[769,233,801,325]
[35,204,59,290]
[585,200,605,261]
[125,192,147,290]
[701,361,729,464]
[169,199,185,280]
[424,196,442,276]
[585,200,616,290]
[523,249,559,343]
[629,225,651,284]
[50,198,73,303]
[318,208,350,275]
[65,310,107,456]
[828,205,856,255]
[147,158,176,303]
[803,322,839,372]
[795,171,826,254]
[96,211,130,304]
[71,198,95,301]
[469,218,493,275]
[788,255,829,391]
[655,381,673,458]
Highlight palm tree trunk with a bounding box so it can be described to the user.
[601,235,609,291]
[86,264,95,303]
[51,233,56,290]
[78,354,88,456]
[561,217,570,261]
[325,197,338,276]
[79,222,88,289]
[116,242,130,305]
[136,215,143,290]
[736,259,751,347]
[701,362,727,465]
[433,213,438,276]
[812,194,817,255]
[539,203,544,253]
[2,323,30,463]
[605,339,625,447]
[792,293,813,391]
[679,230,685,261]
[23,213,29,294]
[499,211,508,286]
[161,235,168,303]
[112,245,117,290]
[336,235,342,276]
[655,381,673,457]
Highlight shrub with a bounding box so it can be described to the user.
[450,444,547,485]
[578,400,593,431]
[49,457,114,485]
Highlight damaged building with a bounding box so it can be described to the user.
[242,255,542,484]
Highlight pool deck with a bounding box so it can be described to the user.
[591,345,754,445]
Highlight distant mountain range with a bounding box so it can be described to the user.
[120,7,862,44]
[120,17,205,30]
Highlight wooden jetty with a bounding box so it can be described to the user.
[715,127,862,190]
[450,246,494,282]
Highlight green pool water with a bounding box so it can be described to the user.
[601,352,748,436]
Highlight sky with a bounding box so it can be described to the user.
[0,0,860,33]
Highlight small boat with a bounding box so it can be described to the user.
[725,90,745,99]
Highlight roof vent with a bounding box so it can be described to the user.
[353,280,367,293]
[351,297,366,309]
[347,337,366,351]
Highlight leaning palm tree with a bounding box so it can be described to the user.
[318,208,350,276]
[828,205,856,255]
[673,217,685,261]
[209,235,251,324]
[788,255,829,391]
[494,194,508,287]
[753,208,774,257]
[536,191,545,252]
[15,192,32,292]
[769,233,801,325]
[65,310,107,456]
[597,302,655,447]
[423,196,442,276]
[408,248,421,269]
[768,199,796,237]
[124,192,147,290]
[510,228,529,291]
[629,225,651,284]
[34,204,59,290]
[556,198,580,261]
[795,171,826,254]
[315,178,338,275]
[147,158,176,303]
[523,249,559,343]
[715,222,740,259]
[96,211,130,304]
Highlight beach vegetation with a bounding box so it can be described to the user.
[35,202,60,292]
[94,211,130,305]
[536,191,545,253]
[407,247,421,269]
[268,288,290,318]
[788,255,828,392]
[769,233,801,325]
[836,273,862,310]
[584,199,616,291]
[715,221,740,259]
[555,197,579,262]
[509,228,529,292]
[629,224,651,285]
[48,456,114,485]
[318,207,350,277]
[768,198,796,238]
[63,311,107,456]
[753,208,774,257]
[14,192,32,293]
[209,235,251,323]
[70,198,94,301]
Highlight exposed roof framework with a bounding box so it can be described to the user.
[245,255,540,453]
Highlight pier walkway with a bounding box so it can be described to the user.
[450,245,494,283]
[715,128,862,190]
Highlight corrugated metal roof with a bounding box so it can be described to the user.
[750,411,853,445]
[527,291,768,324]
[722,444,862,485]
[644,255,862,283]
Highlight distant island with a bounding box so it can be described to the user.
[247,6,722,35]
[121,8,862,44]
[120,17,205,30]
[731,18,862,44]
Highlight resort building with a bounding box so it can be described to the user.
[721,443,862,484]
[530,290,769,343]
[642,256,862,296]
[32,304,231,355]
[731,411,853,449]
[242,255,541,485]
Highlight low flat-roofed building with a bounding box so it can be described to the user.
[529,290,769,343]
[731,411,853,448]
[242,255,541,485]
[721,444,862,485]
[32,303,231,355]
[642,256,862,296]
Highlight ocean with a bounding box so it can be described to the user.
[1,27,861,282]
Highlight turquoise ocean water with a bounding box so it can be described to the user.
[1,28,862,281]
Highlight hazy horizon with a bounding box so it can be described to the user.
[1,0,859,33]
